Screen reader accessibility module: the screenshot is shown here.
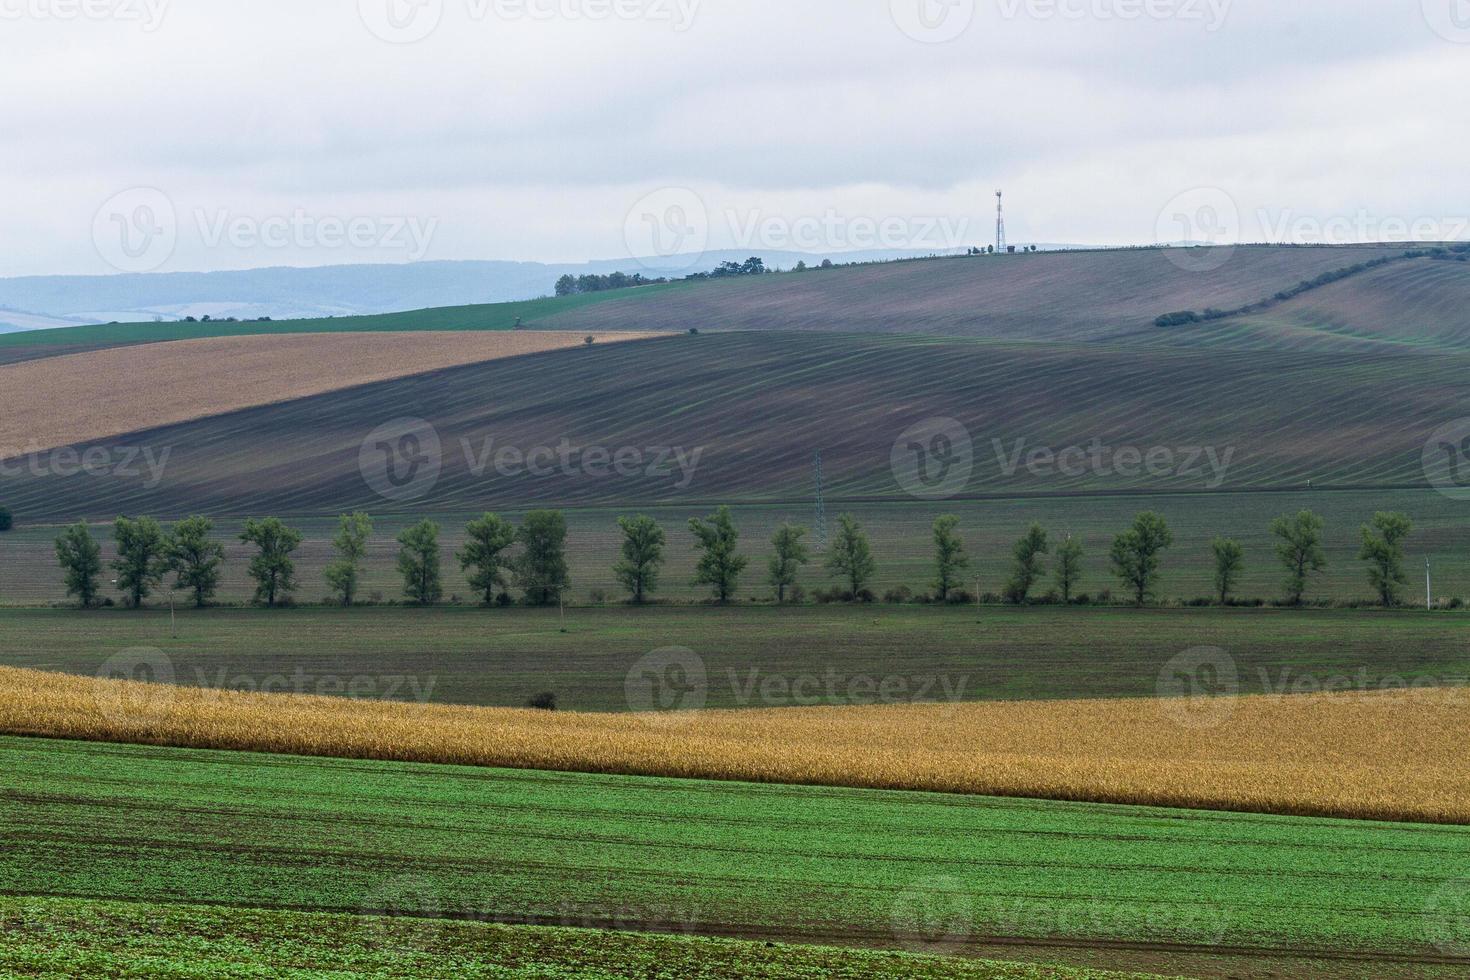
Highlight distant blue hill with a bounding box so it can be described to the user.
[0,247,1022,332]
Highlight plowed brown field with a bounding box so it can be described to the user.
[0,330,661,458]
[5,664,1466,824]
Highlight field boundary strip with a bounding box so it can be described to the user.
[3,665,1467,824]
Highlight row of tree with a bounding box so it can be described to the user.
[53,511,571,609]
[50,507,1418,609]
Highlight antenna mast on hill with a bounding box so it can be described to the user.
[813,452,828,551]
[995,190,1007,253]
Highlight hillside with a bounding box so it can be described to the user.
[0,245,1424,360]
[0,331,660,457]
[2,331,1464,521]
[1193,257,1470,351]
[535,245,1409,342]
[0,284,690,361]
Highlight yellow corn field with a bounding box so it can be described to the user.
[2,665,1466,824]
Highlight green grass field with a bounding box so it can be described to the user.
[1,489,1465,606]
[1,604,1465,711]
[3,736,1466,978]
[0,899,1155,980]
[0,283,692,356]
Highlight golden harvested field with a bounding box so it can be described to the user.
[0,330,662,457]
[4,665,1466,824]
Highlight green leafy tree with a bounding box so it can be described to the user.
[826,513,877,599]
[1006,523,1049,604]
[112,515,168,608]
[55,522,102,608]
[458,512,516,606]
[1211,537,1245,605]
[169,516,224,608]
[613,515,666,604]
[767,523,810,603]
[324,512,374,606]
[689,506,748,603]
[931,515,969,602]
[239,517,302,608]
[396,519,443,605]
[1271,510,1326,606]
[516,510,570,606]
[1054,534,1084,603]
[1109,512,1174,606]
[1359,512,1413,607]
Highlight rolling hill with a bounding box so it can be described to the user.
[1,331,1463,522]
[1197,257,1470,351]
[0,244,1433,359]
[534,245,1411,342]
[0,331,659,456]
[1,243,1466,528]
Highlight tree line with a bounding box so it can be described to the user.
[553,271,669,296]
[51,511,571,610]
[50,507,1422,610]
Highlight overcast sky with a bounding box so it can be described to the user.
[1,0,1466,277]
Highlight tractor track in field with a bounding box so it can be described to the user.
[9,890,1466,977]
[3,329,1463,520]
